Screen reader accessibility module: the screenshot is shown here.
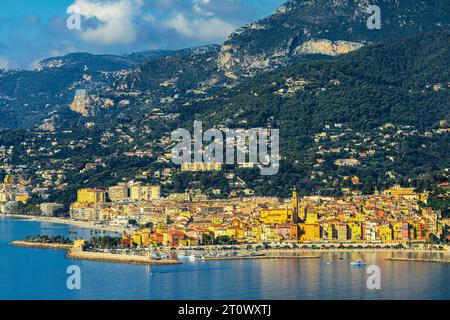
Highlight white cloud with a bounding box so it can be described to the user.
[164,0,237,41]
[193,0,214,16]
[74,0,143,45]
[0,56,10,69]
[165,2,236,41]
[142,14,155,23]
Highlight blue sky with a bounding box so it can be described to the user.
[0,0,285,69]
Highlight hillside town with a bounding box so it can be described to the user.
[78,185,449,247]
[1,171,448,248]
[0,121,449,202]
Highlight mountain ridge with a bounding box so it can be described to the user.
[0,0,449,130]
[217,0,450,78]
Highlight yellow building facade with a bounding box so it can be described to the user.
[77,189,106,204]
[260,209,291,224]
[299,223,320,242]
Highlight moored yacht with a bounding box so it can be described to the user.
[350,259,366,266]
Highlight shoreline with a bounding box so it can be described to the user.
[9,240,450,265]
[9,241,180,266]
[3,215,448,255]
[263,248,449,254]
[180,249,449,261]
[203,255,321,261]
[4,216,449,265]
[66,247,181,266]
[1,214,128,234]
[9,240,72,250]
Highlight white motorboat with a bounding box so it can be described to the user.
[350,259,366,266]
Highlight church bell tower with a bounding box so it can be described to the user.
[292,186,299,223]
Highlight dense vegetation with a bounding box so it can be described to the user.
[0,2,448,202]
[196,29,449,132]
[220,0,450,77]
[176,30,450,196]
[25,235,72,244]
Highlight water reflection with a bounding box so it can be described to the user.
[1,217,449,300]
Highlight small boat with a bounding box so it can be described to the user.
[251,252,265,257]
[159,253,169,260]
[350,259,366,266]
[178,255,196,261]
[148,253,161,260]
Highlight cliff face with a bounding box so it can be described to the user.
[69,91,93,117]
[69,90,114,118]
[294,39,364,56]
[218,0,450,78]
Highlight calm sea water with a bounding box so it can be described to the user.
[0,216,449,300]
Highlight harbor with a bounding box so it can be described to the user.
[9,240,72,250]
[66,246,181,266]
[3,214,128,234]
[9,238,450,266]
[9,240,180,266]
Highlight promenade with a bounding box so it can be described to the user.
[3,214,128,233]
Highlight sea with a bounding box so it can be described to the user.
[0,216,449,300]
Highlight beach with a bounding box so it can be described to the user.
[3,214,128,233]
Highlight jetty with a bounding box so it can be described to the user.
[203,255,321,261]
[9,241,180,266]
[67,247,180,265]
[9,240,72,250]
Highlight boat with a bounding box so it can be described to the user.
[148,253,161,260]
[159,252,169,260]
[178,255,196,261]
[251,252,265,257]
[350,259,366,266]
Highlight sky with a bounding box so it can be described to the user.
[0,0,285,70]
